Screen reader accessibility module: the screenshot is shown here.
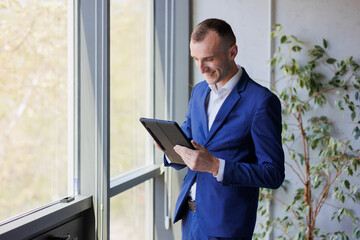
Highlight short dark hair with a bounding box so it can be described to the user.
[191,18,236,48]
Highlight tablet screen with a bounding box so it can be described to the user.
[139,118,194,164]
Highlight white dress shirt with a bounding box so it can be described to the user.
[188,65,242,201]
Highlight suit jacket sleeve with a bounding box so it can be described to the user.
[222,93,285,189]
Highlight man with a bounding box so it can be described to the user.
[163,18,284,239]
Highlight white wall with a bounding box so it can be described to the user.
[192,0,271,87]
[191,0,360,238]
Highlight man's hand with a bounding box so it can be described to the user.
[174,140,219,175]
[153,140,162,151]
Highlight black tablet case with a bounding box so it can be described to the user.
[139,118,195,164]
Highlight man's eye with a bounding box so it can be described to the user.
[206,58,214,61]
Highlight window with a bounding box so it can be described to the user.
[109,0,154,239]
[0,0,74,223]
[0,0,189,238]
[110,180,152,240]
[110,0,153,178]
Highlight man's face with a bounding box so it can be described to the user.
[190,30,236,87]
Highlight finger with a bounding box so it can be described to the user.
[174,145,195,160]
[174,145,188,156]
[191,140,204,150]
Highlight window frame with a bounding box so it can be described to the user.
[78,0,160,239]
[0,0,190,239]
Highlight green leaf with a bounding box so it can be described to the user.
[331,211,337,221]
[313,179,322,189]
[270,57,277,67]
[354,126,360,140]
[337,100,345,111]
[281,35,288,44]
[311,139,319,149]
[344,180,350,190]
[261,208,267,216]
[272,23,282,35]
[285,205,291,212]
[291,35,304,44]
[296,231,305,240]
[292,45,302,52]
[315,45,325,52]
[326,58,337,64]
[298,153,305,165]
[338,208,345,221]
[343,208,354,219]
[270,31,277,39]
[283,121,288,131]
[351,111,356,121]
[323,38,328,48]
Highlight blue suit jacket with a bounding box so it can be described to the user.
[165,68,284,238]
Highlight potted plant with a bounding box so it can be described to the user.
[254,24,360,240]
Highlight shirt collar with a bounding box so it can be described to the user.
[208,65,242,95]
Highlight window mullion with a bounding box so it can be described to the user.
[109,165,162,198]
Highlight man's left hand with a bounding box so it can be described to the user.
[174,140,219,175]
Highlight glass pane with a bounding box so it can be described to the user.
[110,181,152,240]
[0,0,71,222]
[110,0,153,178]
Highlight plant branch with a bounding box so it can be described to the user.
[300,87,337,113]
[277,221,295,239]
[285,161,305,184]
[260,193,300,222]
[320,55,337,73]
[283,142,306,182]
[305,120,360,130]
[297,105,314,238]
[313,164,342,225]
[313,146,351,226]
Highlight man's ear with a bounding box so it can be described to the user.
[229,45,238,60]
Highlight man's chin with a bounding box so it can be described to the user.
[204,76,217,85]
[205,79,216,85]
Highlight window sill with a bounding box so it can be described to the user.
[0,195,92,240]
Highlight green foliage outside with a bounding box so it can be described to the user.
[254,25,360,240]
[0,0,68,222]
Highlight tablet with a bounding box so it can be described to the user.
[139,118,195,165]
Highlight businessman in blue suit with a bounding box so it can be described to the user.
[163,18,285,239]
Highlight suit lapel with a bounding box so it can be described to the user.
[205,68,249,145]
[200,87,211,140]
[205,89,241,144]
